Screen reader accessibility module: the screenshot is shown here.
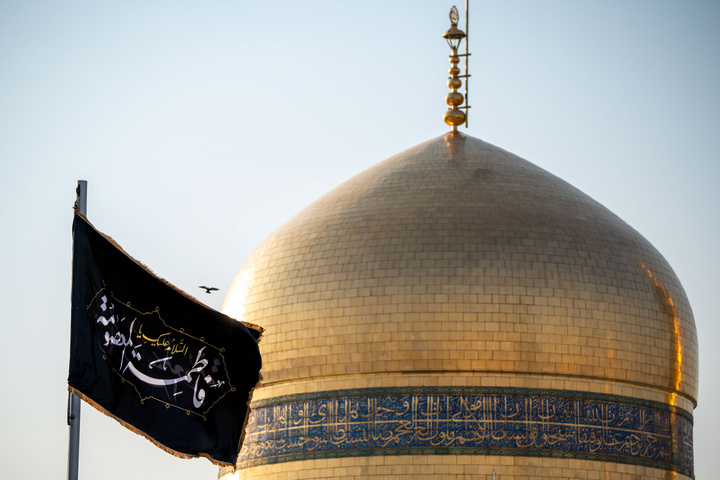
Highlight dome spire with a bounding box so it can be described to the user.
[443,5,468,132]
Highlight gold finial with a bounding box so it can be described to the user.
[443,5,467,132]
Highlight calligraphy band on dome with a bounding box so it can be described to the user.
[239,387,693,477]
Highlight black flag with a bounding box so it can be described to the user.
[68,212,262,467]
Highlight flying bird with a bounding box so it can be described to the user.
[199,286,219,294]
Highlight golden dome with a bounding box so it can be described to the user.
[222,132,698,479]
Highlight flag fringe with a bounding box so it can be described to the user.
[73,211,264,337]
[69,369,261,471]
[235,369,263,472]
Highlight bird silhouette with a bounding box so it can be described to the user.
[199,286,219,294]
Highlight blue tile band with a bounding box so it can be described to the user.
[240,387,693,477]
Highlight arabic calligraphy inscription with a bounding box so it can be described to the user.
[240,391,692,475]
[88,289,232,417]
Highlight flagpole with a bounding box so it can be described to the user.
[68,180,86,480]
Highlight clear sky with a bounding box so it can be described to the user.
[1,1,718,479]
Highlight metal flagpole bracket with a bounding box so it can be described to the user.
[74,180,87,215]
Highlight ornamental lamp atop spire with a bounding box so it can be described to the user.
[443,6,465,50]
[443,6,467,132]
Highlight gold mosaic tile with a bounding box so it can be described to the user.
[220,456,693,480]
[222,133,698,479]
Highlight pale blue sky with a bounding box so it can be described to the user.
[1,1,718,479]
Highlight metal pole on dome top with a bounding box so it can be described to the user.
[465,0,469,127]
[67,180,86,480]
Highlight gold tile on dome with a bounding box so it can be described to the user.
[224,133,697,480]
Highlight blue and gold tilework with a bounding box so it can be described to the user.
[240,388,692,478]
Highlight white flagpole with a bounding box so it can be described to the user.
[68,180,86,480]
